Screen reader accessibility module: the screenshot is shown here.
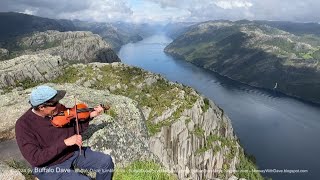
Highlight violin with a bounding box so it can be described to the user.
[51,103,110,127]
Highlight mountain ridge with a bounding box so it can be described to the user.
[0,12,76,43]
[164,20,320,103]
[0,12,144,52]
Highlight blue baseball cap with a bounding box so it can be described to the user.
[29,85,66,107]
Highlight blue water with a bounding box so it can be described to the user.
[118,34,320,180]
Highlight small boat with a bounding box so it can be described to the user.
[273,82,278,89]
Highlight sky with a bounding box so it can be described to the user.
[0,0,319,23]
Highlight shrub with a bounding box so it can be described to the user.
[113,161,176,180]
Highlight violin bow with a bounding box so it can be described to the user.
[74,96,82,155]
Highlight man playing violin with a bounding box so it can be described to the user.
[15,85,114,180]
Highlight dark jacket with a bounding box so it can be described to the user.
[15,108,90,167]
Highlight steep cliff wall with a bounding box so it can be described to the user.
[0,30,123,88]
[0,54,63,89]
[149,98,240,179]
[17,30,120,63]
[0,62,262,179]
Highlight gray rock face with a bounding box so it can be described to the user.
[0,62,248,179]
[0,54,63,88]
[0,83,156,166]
[19,30,120,63]
[87,118,158,167]
[0,88,31,141]
[0,48,9,59]
[0,161,25,180]
[149,98,240,180]
[84,93,158,167]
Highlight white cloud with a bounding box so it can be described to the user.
[19,8,38,15]
[57,0,133,22]
[0,0,133,22]
[0,0,320,23]
[130,1,189,23]
[214,0,253,9]
[146,0,320,22]
[145,0,254,21]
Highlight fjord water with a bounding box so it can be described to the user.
[118,34,320,180]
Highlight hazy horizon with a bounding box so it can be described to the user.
[0,0,319,24]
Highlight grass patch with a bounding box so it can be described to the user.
[17,78,40,89]
[0,77,40,92]
[201,98,210,112]
[5,159,33,180]
[107,108,117,118]
[302,53,313,59]
[1,86,13,94]
[185,118,191,124]
[235,150,264,180]
[195,133,237,158]
[147,119,173,136]
[193,126,205,137]
[50,64,199,135]
[114,161,176,180]
[51,66,81,84]
[195,146,209,154]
